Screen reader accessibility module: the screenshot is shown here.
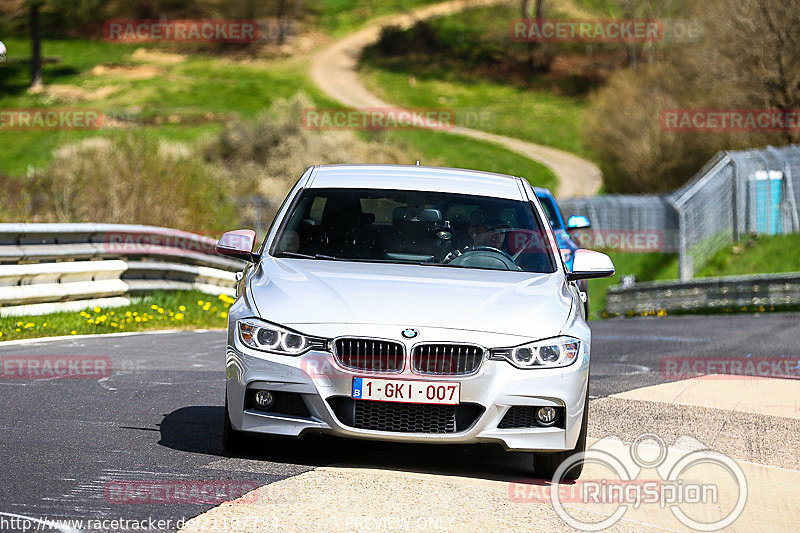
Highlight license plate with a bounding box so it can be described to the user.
[352,377,460,405]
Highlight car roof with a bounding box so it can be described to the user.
[306,164,527,201]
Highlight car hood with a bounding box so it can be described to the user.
[248,258,574,338]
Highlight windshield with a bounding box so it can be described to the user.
[270,188,556,273]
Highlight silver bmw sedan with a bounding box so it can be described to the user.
[216,164,614,479]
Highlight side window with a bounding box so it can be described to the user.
[538,198,559,228]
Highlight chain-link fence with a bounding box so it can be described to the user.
[561,145,800,280]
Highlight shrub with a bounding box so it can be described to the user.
[25,134,238,235]
[582,64,716,193]
[203,93,407,217]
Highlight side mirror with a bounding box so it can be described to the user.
[567,215,591,230]
[216,229,259,262]
[567,249,615,281]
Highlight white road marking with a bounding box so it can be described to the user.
[0,328,224,347]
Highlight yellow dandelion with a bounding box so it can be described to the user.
[16,321,22,326]
[94,306,101,313]
[135,316,142,322]
[87,319,94,324]
[111,322,118,327]
[24,323,34,329]
[0,331,3,337]
[197,300,204,306]
[179,305,186,312]
[16,328,21,332]
[126,311,132,317]
[71,330,77,335]
[219,311,227,318]
[174,313,184,320]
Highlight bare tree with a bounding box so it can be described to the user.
[697,0,800,144]
[521,0,544,19]
[29,0,43,91]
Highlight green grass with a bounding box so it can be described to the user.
[696,233,800,277]
[0,291,231,341]
[387,129,558,189]
[571,0,623,16]
[358,4,593,159]
[588,233,800,319]
[312,0,445,36]
[587,251,678,319]
[362,67,589,157]
[0,38,336,176]
[0,34,562,184]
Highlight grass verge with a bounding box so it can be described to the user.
[0,38,334,176]
[589,233,800,319]
[312,0,446,36]
[386,129,559,189]
[587,251,678,319]
[358,4,595,159]
[696,233,800,277]
[0,290,231,342]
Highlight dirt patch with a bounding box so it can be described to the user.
[45,84,119,102]
[130,48,186,65]
[91,64,162,80]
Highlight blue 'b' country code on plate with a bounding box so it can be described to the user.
[352,377,363,398]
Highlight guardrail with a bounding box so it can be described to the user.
[606,272,800,315]
[0,224,246,317]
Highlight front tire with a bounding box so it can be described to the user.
[532,389,589,480]
[223,394,252,454]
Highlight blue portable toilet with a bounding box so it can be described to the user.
[750,170,783,235]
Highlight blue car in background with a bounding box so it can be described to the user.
[534,187,592,316]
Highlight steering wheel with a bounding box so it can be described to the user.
[443,245,521,271]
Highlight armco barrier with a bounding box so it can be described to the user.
[606,272,800,314]
[0,223,246,316]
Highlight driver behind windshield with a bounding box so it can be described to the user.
[468,208,511,249]
[444,208,511,262]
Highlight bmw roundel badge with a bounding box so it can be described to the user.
[401,328,419,339]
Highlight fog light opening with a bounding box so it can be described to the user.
[535,406,557,426]
[253,390,275,410]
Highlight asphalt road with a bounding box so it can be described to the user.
[1,313,798,531]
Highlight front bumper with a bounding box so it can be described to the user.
[225,322,590,453]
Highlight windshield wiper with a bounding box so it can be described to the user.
[275,252,341,261]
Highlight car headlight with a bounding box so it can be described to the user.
[490,336,581,369]
[238,318,327,356]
